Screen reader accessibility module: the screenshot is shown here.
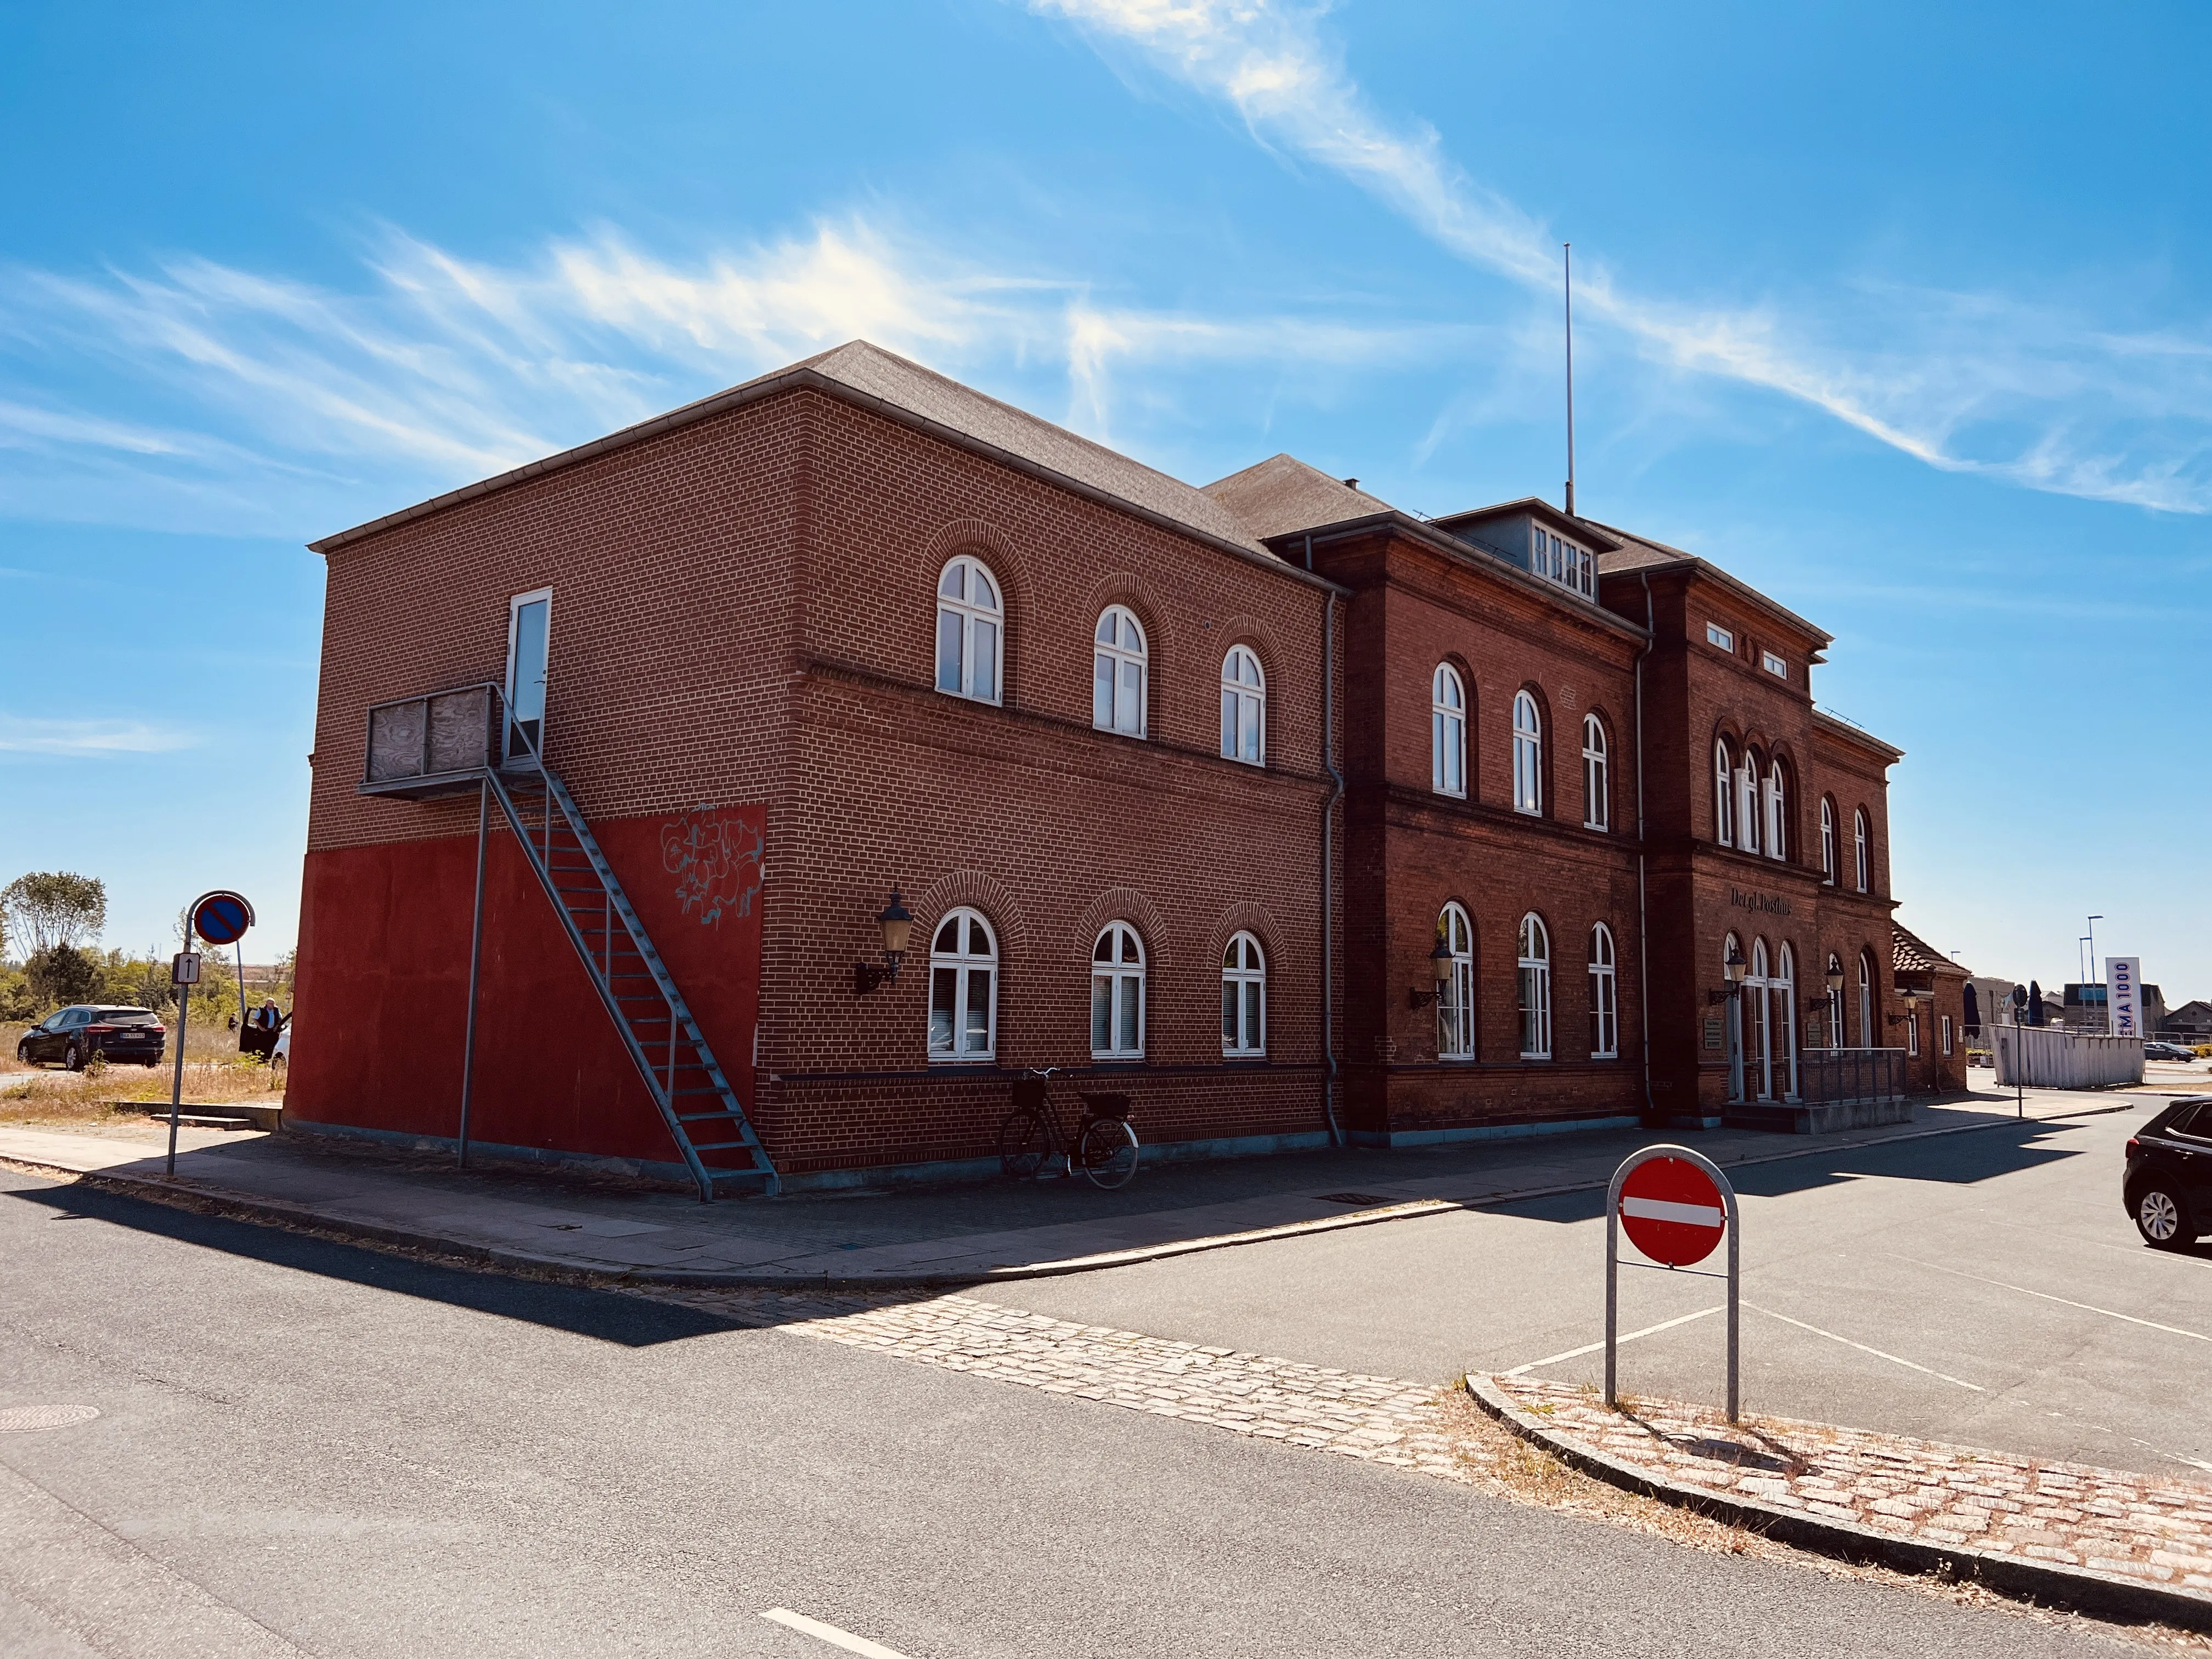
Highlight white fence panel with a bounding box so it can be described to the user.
[1991,1025,2143,1089]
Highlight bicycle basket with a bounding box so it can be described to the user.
[1079,1092,1132,1120]
[1009,1077,1048,1111]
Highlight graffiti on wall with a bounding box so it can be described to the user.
[661,805,764,928]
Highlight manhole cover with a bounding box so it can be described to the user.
[1314,1192,1393,1206]
[0,1404,100,1434]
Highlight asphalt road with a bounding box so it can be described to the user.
[0,1169,2136,1658]
[974,1104,2212,1478]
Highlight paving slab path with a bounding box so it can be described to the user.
[0,1087,2163,1286]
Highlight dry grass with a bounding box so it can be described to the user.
[0,1019,282,1126]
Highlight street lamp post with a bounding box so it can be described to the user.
[2087,915,2105,1032]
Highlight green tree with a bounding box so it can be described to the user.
[2,872,107,957]
[26,944,99,1009]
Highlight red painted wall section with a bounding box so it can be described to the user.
[289,803,765,1169]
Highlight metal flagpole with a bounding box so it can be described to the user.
[1564,242,1577,518]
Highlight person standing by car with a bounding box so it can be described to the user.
[241,997,286,1061]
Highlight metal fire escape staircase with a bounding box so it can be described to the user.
[359,684,778,1200]
[480,761,780,1199]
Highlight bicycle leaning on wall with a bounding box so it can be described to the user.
[996,1069,1141,1190]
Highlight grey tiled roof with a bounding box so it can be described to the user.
[1200,454,1394,541]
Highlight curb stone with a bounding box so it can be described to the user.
[1464,1373,2212,1634]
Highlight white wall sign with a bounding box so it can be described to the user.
[2105,956,2142,1039]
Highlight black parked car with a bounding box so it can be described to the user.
[15,1005,167,1070]
[2125,1096,2212,1248]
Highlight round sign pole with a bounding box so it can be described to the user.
[1605,1143,1740,1423]
[167,891,253,1177]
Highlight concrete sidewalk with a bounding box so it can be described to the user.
[0,1088,2162,1287]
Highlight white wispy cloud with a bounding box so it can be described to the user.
[0,715,196,757]
[1030,0,2212,512]
[0,217,1456,533]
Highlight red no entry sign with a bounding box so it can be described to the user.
[1617,1155,1727,1267]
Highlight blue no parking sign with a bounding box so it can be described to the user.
[191,891,253,946]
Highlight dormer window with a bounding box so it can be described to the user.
[1534,528,1594,600]
[1762,650,1787,678]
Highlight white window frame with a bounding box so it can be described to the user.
[1736,749,1762,856]
[1764,760,1786,862]
[1221,645,1266,766]
[1581,714,1609,831]
[1221,931,1266,1057]
[504,586,554,765]
[1714,740,1734,846]
[1517,912,1552,1060]
[1091,922,1147,1060]
[1588,922,1617,1059]
[935,556,1004,705]
[1706,621,1735,652]
[1820,798,1836,884]
[1776,943,1798,1098]
[1438,904,1475,1060]
[1512,691,1543,816]
[1533,526,1595,600]
[1431,664,1467,798]
[1854,809,1871,893]
[926,908,998,1063]
[1093,605,1148,738]
[1750,938,1773,1099]
[1908,1010,1920,1057]
[1941,1013,1954,1056]
[1762,650,1787,678]
[1858,949,1875,1048]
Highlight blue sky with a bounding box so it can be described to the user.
[3,0,2205,998]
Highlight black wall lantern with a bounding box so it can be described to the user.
[854,888,913,995]
[1407,930,1456,1009]
[1707,940,1748,1006]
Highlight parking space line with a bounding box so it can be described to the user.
[761,1607,918,1658]
[1897,1257,2212,1344]
[1741,1301,1983,1390]
[1502,1305,1722,1376]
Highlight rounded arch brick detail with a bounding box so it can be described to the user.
[1203,900,1288,973]
[1071,884,1170,968]
[911,868,1031,959]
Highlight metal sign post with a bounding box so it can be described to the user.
[1605,1143,1740,1423]
[166,891,255,1178]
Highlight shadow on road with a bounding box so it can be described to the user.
[1,1172,932,1345]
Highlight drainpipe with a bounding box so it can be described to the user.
[1635,572,1658,1126]
[1320,581,1344,1147]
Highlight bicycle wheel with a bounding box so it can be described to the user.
[997,1109,1050,1179]
[1076,1117,1139,1190]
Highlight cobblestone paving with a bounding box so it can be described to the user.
[1493,1376,2212,1596]
[660,1287,1469,1476]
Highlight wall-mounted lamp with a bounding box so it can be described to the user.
[1707,940,1748,1005]
[854,888,914,995]
[1824,957,1846,997]
[1408,932,1456,1009]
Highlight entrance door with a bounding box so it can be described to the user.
[506,589,551,763]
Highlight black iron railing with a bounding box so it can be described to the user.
[1797,1047,1907,1106]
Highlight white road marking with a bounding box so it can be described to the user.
[1897,1257,2212,1344]
[761,1607,919,1658]
[1502,1305,1723,1376]
[1620,1196,1723,1227]
[1740,1302,1986,1391]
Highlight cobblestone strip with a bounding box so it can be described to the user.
[661,1288,1468,1476]
[1491,1376,2212,1599]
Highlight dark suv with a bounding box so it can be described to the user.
[2125,1097,2212,1248]
[15,1005,167,1070]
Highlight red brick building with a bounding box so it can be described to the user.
[292,341,1959,1192]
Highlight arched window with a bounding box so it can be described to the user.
[1517,912,1552,1059]
[1750,938,1773,1099]
[1221,932,1266,1056]
[1437,904,1475,1059]
[1582,715,1609,832]
[1765,760,1787,862]
[1858,947,1876,1048]
[1093,606,1147,737]
[1221,646,1265,765]
[1736,747,1762,856]
[927,909,997,1062]
[1820,798,1837,884]
[1512,691,1543,815]
[1714,741,1734,846]
[1588,922,1617,1059]
[1854,809,1871,893]
[1431,665,1466,797]
[1091,922,1146,1059]
[1775,944,1798,1098]
[935,556,1002,704]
